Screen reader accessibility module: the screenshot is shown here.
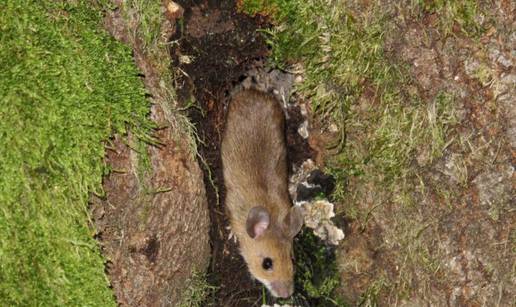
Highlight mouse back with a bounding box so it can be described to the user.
[222,89,290,219]
[221,89,304,298]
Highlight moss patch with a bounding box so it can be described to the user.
[292,231,346,306]
[0,1,152,305]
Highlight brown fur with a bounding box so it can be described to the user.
[221,89,303,298]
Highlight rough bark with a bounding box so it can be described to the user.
[92,2,211,306]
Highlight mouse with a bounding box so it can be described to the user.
[221,89,304,298]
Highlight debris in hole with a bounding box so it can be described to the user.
[307,169,336,195]
[297,120,309,139]
[289,159,335,201]
[238,64,296,105]
[165,1,184,20]
[295,102,310,139]
[289,159,344,245]
[301,199,344,245]
[289,159,316,200]
[179,55,193,65]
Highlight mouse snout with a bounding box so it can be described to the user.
[270,281,294,298]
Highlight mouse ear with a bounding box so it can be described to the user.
[283,205,304,239]
[246,206,270,239]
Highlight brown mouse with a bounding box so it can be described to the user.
[221,89,304,298]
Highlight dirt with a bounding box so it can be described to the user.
[170,1,315,305]
[92,2,211,306]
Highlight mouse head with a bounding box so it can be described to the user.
[239,205,304,298]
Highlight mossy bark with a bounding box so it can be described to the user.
[92,2,211,306]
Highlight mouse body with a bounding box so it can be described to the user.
[221,89,304,298]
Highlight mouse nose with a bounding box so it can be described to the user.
[270,281,294,298]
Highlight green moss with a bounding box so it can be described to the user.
[271,231,346,306]
[294,232,346,306]
[0,1,152,305]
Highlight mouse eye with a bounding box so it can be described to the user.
[262,257,273,271]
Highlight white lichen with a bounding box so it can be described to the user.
[301,200,344,245]
[288,159,345,245]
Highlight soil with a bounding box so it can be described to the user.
[170,1,314,305]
